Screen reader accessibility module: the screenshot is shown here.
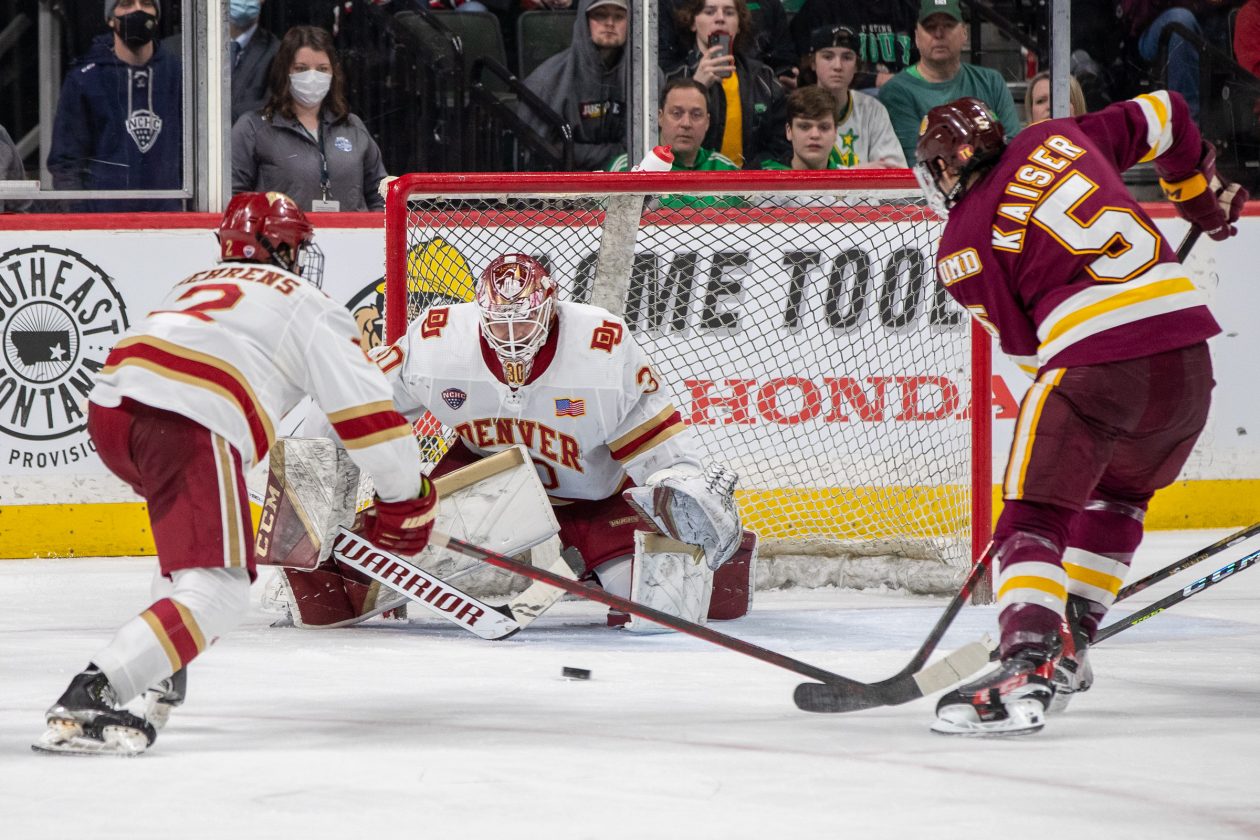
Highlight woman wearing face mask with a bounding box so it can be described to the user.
[46,0,183,211]
[664,0,789,169]
[231,25,386,212]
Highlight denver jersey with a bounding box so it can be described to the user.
[374,301,701,500]
[933,91,1221,377]
[89,262,423,503]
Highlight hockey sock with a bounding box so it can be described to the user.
[92,567,249,704]
[1063,498,1146,640]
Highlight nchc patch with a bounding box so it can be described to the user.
[442,387,467,410]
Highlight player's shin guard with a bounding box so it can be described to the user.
[994,530,1069,659]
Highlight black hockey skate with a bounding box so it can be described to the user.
[931,650,1058,737]
[143,668,187,731]
[33,667,157,756]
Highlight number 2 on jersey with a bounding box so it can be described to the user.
[153,283,245,322]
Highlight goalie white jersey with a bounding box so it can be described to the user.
[89,262,423,502]
[375,301,702,500]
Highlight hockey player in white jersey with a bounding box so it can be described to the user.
[279,253,755,630]
[34,192,438,756]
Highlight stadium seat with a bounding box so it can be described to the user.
[517,10,576,79]
[433,10,510,93]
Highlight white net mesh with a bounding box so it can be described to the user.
[385,173,988,594]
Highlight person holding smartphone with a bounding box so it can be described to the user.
[665,0,788,168]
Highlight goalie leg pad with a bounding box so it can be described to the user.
[708,530,758,621]
[623,532,713,634]
[278,561,405,629]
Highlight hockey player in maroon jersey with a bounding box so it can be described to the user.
[913,92,1247,736]
[34,192,437,756]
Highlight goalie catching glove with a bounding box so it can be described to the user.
[1158,141,1248,241]
[360,476,438,555]
[623,463,742,571]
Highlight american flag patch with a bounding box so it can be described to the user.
[554,397,585,417]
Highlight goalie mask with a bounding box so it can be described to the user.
[914,97,1006,219]
[475,254,557,388]
[217,191,325,287]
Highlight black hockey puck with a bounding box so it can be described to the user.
[561,667,591,680]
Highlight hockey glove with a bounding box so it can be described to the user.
[361,476,438,555]
[1159,141,1249,241]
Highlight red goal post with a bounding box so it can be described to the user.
[385,170,991,595]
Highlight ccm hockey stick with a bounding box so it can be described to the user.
[1093,545,1260,643]
[433,530,995,701]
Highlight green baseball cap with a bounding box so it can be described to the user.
[919,0,963,22]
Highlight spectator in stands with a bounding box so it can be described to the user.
[789,0,918,93]
[660,0,799,90]
[878,0,1020,163]
[1121,0,1238,122]
[229,0,280,125]
[761,85,846,170]
[521,0,640,170]
[666,0,790,168]
[1,123,31,213]
[803,25,905,166]
[1024,71,1087,125]
[232,26,386,212]
[609,78,744,208]
[47,0,183,212]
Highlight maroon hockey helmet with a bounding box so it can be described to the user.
[914,97,1007,218]
[217,191,325,287]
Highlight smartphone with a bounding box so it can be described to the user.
[707,31,734,78]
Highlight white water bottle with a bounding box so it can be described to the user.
[632,145,674,172]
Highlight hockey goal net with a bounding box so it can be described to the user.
[384,171,991,595]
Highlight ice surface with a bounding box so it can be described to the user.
[1,530,1257,839]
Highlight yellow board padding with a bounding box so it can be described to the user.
[0,478,1256,558]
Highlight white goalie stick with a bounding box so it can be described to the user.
[429,530,995,707]
[327,527,577,641]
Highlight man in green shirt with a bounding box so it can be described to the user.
[609,78,744,209]
[878,0,1020,163]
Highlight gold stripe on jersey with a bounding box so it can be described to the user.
[341,425,417,450]
[326,400,398,425]
[1136,91,1174,163]
[172,600,208,652]
[106,336,276,453]
[1004,368,1065,499]
[1035,265,1204,366]
[997,560,1068,612]
[213,434,245,570]
[1063,547,1130,606]
[617,420,687,465]
[608,405,676,453]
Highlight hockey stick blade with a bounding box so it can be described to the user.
[432,530,916,695]
[793,636,997,713]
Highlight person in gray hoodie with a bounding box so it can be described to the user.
[520,0,659,170]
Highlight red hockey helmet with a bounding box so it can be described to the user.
[475,254,557,387]
[217,191,325,287]
[914,97,1006,218]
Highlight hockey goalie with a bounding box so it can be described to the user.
[269,253,757,632]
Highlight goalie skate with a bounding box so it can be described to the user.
[33,669,156,757]
[930,652,1057,737]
